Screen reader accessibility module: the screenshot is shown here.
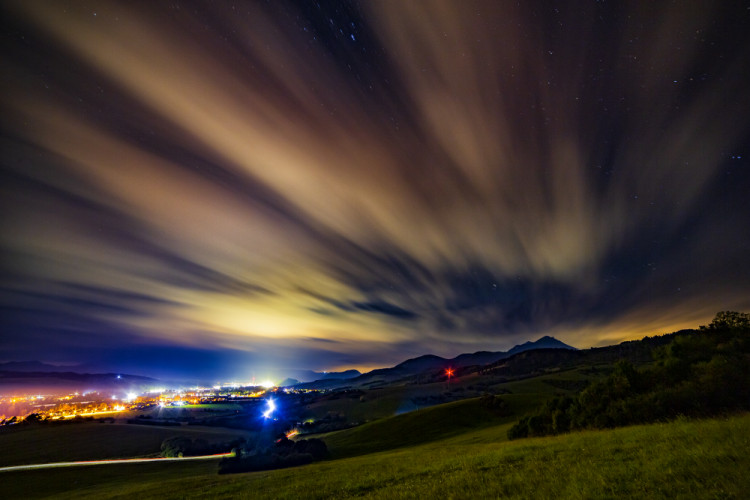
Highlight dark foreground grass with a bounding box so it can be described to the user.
[0,460,217,499]
[2,413,748,499]
[0,422,251,467]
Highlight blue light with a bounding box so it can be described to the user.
[262,398,276,419]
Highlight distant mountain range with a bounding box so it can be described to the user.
[0,366,158,394]
[0,336,575,393]
[292,336,575,389]
[285,369,362,384]
[0,361,361,393]
[280,370,362,387]
[397,335,575,372]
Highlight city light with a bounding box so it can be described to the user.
[286,429,299,439]
[260,380,275,389]
[1,383,315,425]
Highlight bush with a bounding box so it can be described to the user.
[161,436,192,457]
[292,438,328,460]
[218,438,328,474]
[161,436,245,457]
[479,393,511,415]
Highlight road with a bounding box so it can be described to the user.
[0,452,233,473]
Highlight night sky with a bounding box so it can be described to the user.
[2,1,749,381]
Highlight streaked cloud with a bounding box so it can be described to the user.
[1,1,749,378]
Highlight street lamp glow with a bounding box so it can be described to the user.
[262,398,276,419]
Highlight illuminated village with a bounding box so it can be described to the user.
[0,382,318,425]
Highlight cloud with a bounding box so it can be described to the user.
[352,300,419,320]
[1,1,749,374]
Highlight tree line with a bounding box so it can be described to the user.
[218,435,328,474]
[508,311,750,439]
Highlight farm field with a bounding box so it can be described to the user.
[0,422,252,467]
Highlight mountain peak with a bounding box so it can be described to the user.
[507,336,576,355]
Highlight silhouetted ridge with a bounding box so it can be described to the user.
[294,336,576,389]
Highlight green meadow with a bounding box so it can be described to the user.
[2,410,748,499]
[319,397,518,458]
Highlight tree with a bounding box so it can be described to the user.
[161,436,193,457]
[23,413,43,424]
[700,311,750,332]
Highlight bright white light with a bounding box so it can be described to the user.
[260,380,275,389]
[262,398,276,418]
[125,392,137,402]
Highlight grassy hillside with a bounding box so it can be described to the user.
[303,385,411,423]
[319,397,516,458]
[2,413,748,499]
[302,364,598,428]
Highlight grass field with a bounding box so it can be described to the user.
[318,396,519,458]
[0,422,252,467]
[2,411,748,499]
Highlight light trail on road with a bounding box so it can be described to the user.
[0,452,233,473]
